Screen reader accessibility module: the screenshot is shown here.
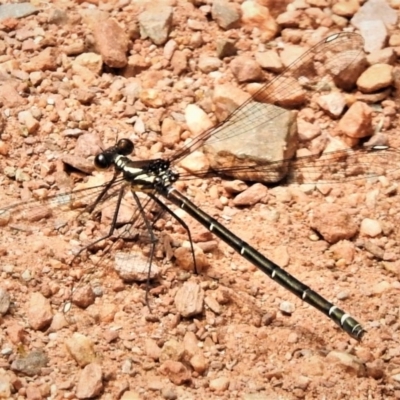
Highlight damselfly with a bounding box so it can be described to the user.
[2,32,392,339]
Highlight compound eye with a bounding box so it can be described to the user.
[94,153,111,170]
[117,138,134,155]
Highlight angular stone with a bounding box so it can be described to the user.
[160,339,185,363]
[364,241,385,260]
[114,252,159,282]
[255,50,283,73]
[330,240,356,264]
[22,47,57,72]
[62,155,94,175]
[230,56,263,82]
[65,333,97,367]
[93,18,129,68]
[7,324,28,348]
[211,0,240,30]
[198,56,223,73]
[271,245,290,268]
[27,292,53,331]
[317,92,347,118]
[71,285,96,309]
[297,119,321,141]
[121,54,151,78]
[367,47,396,65]
[337,101,372,138]
[358,20,388,53]
[0,3,38,21]
[74,53,102,75]
[185,104,214,137]
[49,312,69,331]
[170,50,187,75]
[310,203,358,244]
[174,281,204,318]
[233,183,268,206]
[76,363,103,399]
[139,5,173,45]
[204,102,297,183]
[276,10,302,28]
[204,295,222,314]
[352,0,397,30]
[161,118,182,148]
[179,151,210,175]
[183,331,200,357]
[159,361,191,385]
[26,385,42,399]
[190,352,208,374]
[241,1,278,40]
[11,350,48,376]
[216,38,237,59]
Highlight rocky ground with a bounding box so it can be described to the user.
[1,0,400,399]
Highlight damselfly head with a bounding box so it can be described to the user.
[94,138,135,170]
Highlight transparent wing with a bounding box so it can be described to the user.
[74,193,169,290]
[170,32,364,163]
[285,145,400,185]
[177,146,400,184]
[0,176,126,231]
[0,171,177,313]
[0,173,172,258]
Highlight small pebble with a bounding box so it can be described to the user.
[161,386,178,400]
[121,359,132,374]
[280,301,295,315]
[336,291,350,300]
[209,376,230,391]
[360,218,382,237]
[1,347,13,356]
[0,288,10,315]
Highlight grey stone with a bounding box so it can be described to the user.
[139,6,173,45]
[0,288,10,315]
[351,0,397,53]
[359,20,388,53]
[351,0,397,30]
[212,0,240,30]
[0,3,38,21]
[11,350,48,376]
[175,281,204,318]
[204,103,297,183]
[47,8,68,25]
[216,39,237,59]
[114,252,159,282]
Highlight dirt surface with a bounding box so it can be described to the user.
[1,0,400,399]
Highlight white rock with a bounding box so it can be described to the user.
[185,104,213,137]
[360,218,382,237]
